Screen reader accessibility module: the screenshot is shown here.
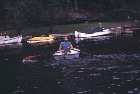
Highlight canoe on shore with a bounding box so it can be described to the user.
[0,35,22,45]
[27,35,54,43]
[75,27,112,38]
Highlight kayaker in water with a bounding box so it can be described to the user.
[59,37,73,54]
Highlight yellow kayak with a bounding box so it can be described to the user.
[28,35,54,41]
[27,35,54,43]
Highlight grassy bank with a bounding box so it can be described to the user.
[0,22,132,37]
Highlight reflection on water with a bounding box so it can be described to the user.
[44,54,140,94]
[0,35,140,94]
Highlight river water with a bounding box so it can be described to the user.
[0,34,140,94]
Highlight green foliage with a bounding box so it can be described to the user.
[4,0,42,29]
[0,0,139,30]
[0,22,131,36]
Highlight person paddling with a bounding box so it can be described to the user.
[59,37,73,54]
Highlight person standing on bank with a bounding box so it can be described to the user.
[59,37,73,54]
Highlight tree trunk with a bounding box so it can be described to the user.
[137,0,140,21]
[49,24,53,32]
[49,23,55,33]
[67,0,70,8]
[74,0,78,12]
[16,25,22,35]
[109,0,114,9]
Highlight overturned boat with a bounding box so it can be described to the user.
[27,35,54,43]
[75,27,111,38]
[22,55,39,63]
[53,48,80,60]
[0,35,22,45]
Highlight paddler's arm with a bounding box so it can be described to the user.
[68,43,74,50]
[70,44,74,50]
[59,44,64,52]
[59,44,62,51]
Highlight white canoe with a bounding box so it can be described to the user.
[0,35,22,45]
[75,29,111,38]
[75,35,112,43]
[53,48,80,60]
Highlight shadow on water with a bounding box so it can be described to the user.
[0,34,140,94]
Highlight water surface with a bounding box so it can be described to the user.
[0,34,140,94]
